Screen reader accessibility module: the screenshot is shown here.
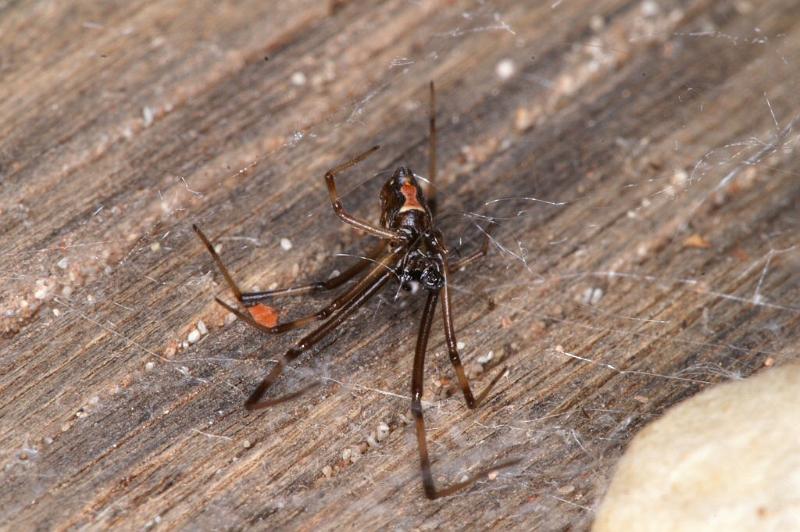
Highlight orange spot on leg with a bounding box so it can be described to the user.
[248,303,278,327]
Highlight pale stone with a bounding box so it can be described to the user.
[594,364,800,532]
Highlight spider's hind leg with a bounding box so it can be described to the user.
[214,246,402,336]
[426,81,438,216]
[194,224,387,307]
[245,251,398,409]
[194,224,246,303]
[240,240,387,305]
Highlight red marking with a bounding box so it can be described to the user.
[248,303,278,327]
[400,182,423,211]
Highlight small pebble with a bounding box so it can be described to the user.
[243,439,252,449]
[290,71,307,86]
[341,448,352,461]
[163,342,177,358]
[187,329,201,344]
[514,107,535,132]
[376,422,390,442]
[34,286,49,300]
[145,361,155,371]
[322,465,333,478]
[671,169,688,187]
[477,350,494,365]
[57,258,69,269]
[496,58,516,80]
[581,287,604,305]
[142,106,154,126]
[641,0,659,16]
[197,320,208,335]
[280,238,293,251]
[456,341,466,350]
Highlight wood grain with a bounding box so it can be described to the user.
[2,1,799,530]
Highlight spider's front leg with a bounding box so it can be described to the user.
[439,260,508,409]
[410,289,518,499]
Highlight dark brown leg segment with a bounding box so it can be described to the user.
[411,289,518,499]
[447,225,493,272]
[194,224,245,302]
[439,260,507,409]
[325,146,400,240]
[215,247,403,336]
[246,261,397,409]
[194,224,387,306]
[240,240,387,305]
[427,81,438,216]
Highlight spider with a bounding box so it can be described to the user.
[193,82,518,500]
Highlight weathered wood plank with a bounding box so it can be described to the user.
[1,0,798,529]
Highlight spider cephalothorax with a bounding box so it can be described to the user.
[194,81,517,501]
[398,247,445,292]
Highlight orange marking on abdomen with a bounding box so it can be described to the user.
[399,182,424,212]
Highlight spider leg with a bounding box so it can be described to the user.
[439,257,507,409]
[240,240,388,305]
[411,289,519,499]
[245,255,398,409]
[216,246,403,335]
[427,81,438,216]
[447,223,494,272]
[195,223,387,305]
[325,146,402,240]
[194,224,245,302]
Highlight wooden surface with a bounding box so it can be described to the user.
[2,1,799,530]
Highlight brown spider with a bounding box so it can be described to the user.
[194,82,518,499]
